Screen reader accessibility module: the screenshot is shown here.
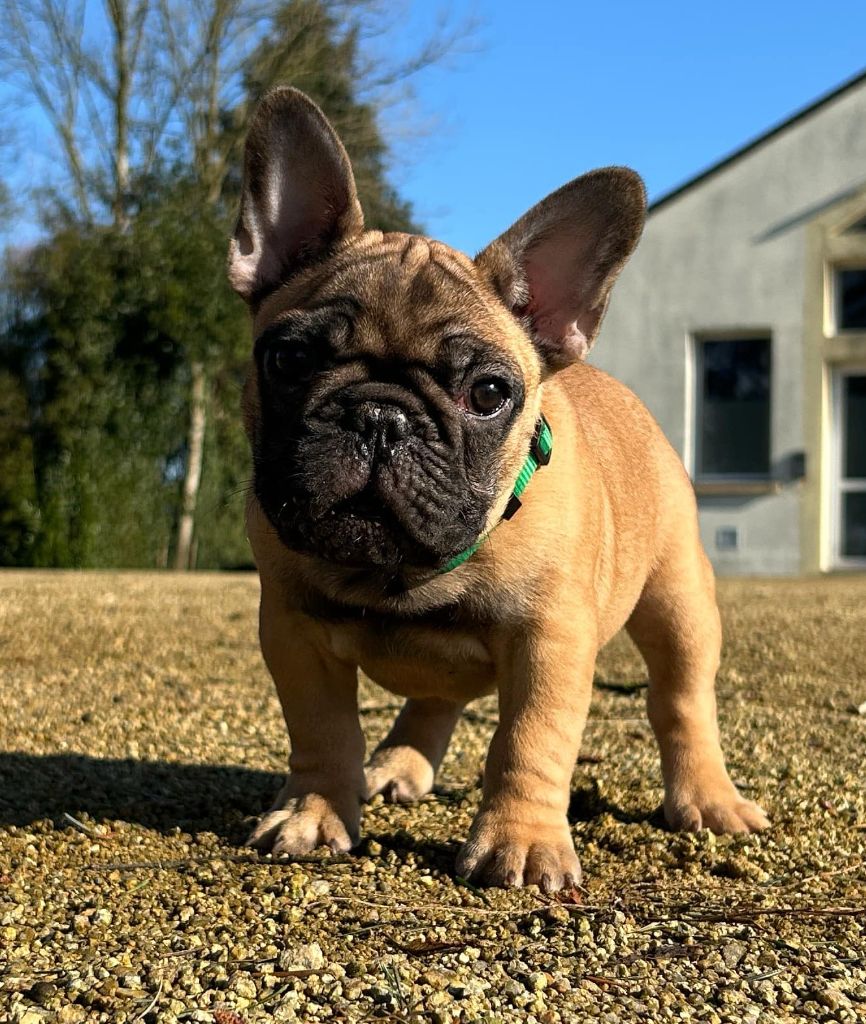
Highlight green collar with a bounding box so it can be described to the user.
[439,414,553,574]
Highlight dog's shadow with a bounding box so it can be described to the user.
[0,751,654,850]
[0,751,279,842]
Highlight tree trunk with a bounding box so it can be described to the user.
[174,361,206,571]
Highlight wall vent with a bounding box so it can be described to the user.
[715,526,739,552]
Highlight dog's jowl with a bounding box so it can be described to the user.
[227,87,768,891]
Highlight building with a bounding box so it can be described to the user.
[593,70,866,575]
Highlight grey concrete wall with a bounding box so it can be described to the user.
[591,79,866,574]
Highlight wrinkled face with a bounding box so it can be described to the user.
[247,233,541,572]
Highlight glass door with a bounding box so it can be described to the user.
[834,370,866,566]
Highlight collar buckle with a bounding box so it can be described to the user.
[502,493,522,521]
[530,414,553,466]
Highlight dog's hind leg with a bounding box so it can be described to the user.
[626,541,769,834]
[365,697,463,804]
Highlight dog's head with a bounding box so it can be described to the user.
[229,88,645,576]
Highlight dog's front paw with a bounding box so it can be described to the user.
[456,811,581,892]
[246,790,360,856]
[364,745,434,804]
[665,777,769,834]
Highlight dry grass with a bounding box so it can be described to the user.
[1,571,865,1023]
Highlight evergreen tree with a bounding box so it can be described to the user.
[238,0,416,232]
[0,0,461,568]
[0,181,248,567]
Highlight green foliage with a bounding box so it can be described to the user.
[0,0,420,568]
[0,369,37,565]
[1,183,250,567]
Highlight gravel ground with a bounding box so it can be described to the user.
[1,570,865,1024]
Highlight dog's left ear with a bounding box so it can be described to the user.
[475,168,646,369]
[228,87,364,303]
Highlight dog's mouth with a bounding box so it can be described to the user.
[269,482,447,570]
[335,487,384,522]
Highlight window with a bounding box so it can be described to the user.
[843,375,866,480]
[695,336,771,479]
[841,375,866,559]
[838,269,866,330]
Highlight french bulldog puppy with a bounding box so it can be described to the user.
[227,88,768,891]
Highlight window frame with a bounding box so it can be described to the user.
[692,332,773,485]
[831,367,866,568]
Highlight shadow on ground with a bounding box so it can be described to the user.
[0,751,282,838]
[568,779,660,827]
[0,750,651,840]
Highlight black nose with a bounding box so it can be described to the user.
[351,402,411,458]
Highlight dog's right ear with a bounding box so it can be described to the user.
[228,87,364,304]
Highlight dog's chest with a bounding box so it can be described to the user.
[322,616,496,701]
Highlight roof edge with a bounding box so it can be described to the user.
[648,67,866,215]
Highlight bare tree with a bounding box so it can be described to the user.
[0,0,474,569]
[174,361,206,569]
[0,0,93,220]
[1,0,470,220]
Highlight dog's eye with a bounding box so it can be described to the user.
[468,378,509,416]
[266,343,316,382]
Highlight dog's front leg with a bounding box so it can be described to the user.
[365,697,463,804]
[246,589,366,856]
[456,617,596,891]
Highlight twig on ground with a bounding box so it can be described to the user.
[86,852,355,872]
[614,943,704,966]
[581,975,632,990]
[639,904,866,925]
[133,978,163,1021]
[740,967,789,984]
[62,812,112,839]
[695,905,866,921]
[384,936,470,956]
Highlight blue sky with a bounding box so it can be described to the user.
[1,0,864,255]
[391,0,866,254]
